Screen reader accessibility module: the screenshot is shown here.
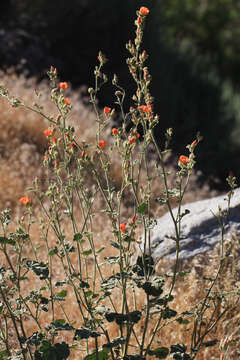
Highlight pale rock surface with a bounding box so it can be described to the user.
[147,188,240,261]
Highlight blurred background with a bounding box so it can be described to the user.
[1,0,240,190]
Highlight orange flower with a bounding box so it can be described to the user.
[19,196,31,206]
[98,140,107,149]
[44,129,53,137]
[59,82,68,91]
[138,105,145,112]
[145,105,152,113]
[112,128,118,135]
[52,137,57,144]
[120,223,126,231]
[44,155,48,160]
[128,136,136,144]
[138,105,152,113]
[104,107,111,114]
[64,97,70,105]
[179,155,189,165]
[139,6,150,16]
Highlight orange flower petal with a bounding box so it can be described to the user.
[139,7,150,16]
[179,155,189,165]
[98,140,107,148]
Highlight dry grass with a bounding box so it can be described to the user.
[0,72,239,359]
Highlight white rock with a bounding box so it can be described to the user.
[146,188,240,261]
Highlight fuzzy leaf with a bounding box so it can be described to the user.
[74,327,100,340]
[50,319,74,331]
[73,233,82,241]
[137,202,147,214]
[104,256,120,264]
[162,307,177,319]
[25,260,49,280]
[82,249,92,256]
[55,290,67,298]
[0,236,15,245]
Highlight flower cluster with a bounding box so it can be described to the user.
[138,105,152,113]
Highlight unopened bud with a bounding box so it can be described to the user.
[88,87,94,95]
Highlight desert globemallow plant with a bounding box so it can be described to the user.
[0,5,238,360]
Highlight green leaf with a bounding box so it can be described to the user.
[25,260,49,280]
[85,290,94,298]
[52,319,65,326]
[73,233,82,241]
[50,319,74,331]
[83,347,110,360]
[56,290,67,298]
[170,344,191,360]
[202,339,218,347]
[147,347,169,358]
[162,307,177,319]
[55,281,67,287]
[82,249,92,256]
[0,236,15,245]
[35,341,70,360]
[105,311,142,325]
[104,256,120,265]
[97,246,105,253]
[79,280,90,289]
[103,337,125,349]
[74,328,100,340]
[137,202,147,214]
[101,275,119,290]
[132,255,155,276]
[142,276,164,296]
[48,247,58,256]
[26,331,44,346]
[176,317,190,325]
[177,271,190,278]
[109,240,120,249]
